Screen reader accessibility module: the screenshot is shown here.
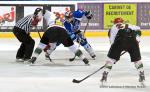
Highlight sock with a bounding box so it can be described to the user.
[68,45,85,60]
[104,58,116,73]
[32,42,47,58]
[33,47,42,57]
[134,61,144,73]
[75,49,85,60]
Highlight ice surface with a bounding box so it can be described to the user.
[0,37,149,92]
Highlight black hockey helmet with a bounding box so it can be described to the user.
[34,8,45,16]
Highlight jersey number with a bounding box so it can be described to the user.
[116,24,124,29]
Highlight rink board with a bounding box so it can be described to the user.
[0,31,150,38]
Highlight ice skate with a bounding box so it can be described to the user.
[45,53,51,60]
[83,58,89,65]
[139,71,145,86]
[100,71,108,85]
[91,54,96,60]
[28,57,37,64]
[45,54,49,60]
[139,71,145,82]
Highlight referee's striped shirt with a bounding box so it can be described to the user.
[15,14,33,34]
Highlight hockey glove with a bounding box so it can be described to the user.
[85,11,93,20]
[76,32,86,44]
[74,30,81,35]
[86,14,93,20]
[44,44,51,52]
[135,30,142,36]
[31,18,40,26]
[76,36,85,44]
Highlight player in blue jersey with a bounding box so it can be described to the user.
[63,9,96,59]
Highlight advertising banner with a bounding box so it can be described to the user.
[104,4,137,29]
[137,3,150,29]
[0,6,16,30]
[51,6,71,26]
[78,3,103,30]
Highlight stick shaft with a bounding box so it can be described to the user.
[80,65,105,81]
[37,30,42,39]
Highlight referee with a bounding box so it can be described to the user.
[13,8,44,62]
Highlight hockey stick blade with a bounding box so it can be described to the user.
[72,79,81,83]
[72,65,105,84]
[69,57,75,61]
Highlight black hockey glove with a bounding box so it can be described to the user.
[76,35,86,44]
[74,30,81,35]
[135,30,142,37]
[85,11,93,20]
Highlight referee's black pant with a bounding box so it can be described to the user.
[13,26,35,60]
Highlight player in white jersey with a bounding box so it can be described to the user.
[28,8,89,65]
[100,18,145,84]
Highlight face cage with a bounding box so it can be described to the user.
[65,16,73,22]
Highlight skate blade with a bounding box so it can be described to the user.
[16,59,24,62]
[100,80,107,87]
[45,58,50,60]
[85,63,90,66]
[140,82,146,87]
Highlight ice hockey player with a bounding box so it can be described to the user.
[63,9,96,59]
[28,8,89,65]
[13,8,43,62]
[100,17,145,84]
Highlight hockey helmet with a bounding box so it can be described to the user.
[32,8,44,25]
[34,8,45,17]
[64,11,73,22]
[113,17,124,24]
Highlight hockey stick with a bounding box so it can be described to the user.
[72,65,105,83]
[37,29,42,39]
[36,27,53,63]
[69,19,90,61]
[72,51,126,83]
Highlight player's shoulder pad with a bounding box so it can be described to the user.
[73,9,84,18]
[128,24,140,30]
